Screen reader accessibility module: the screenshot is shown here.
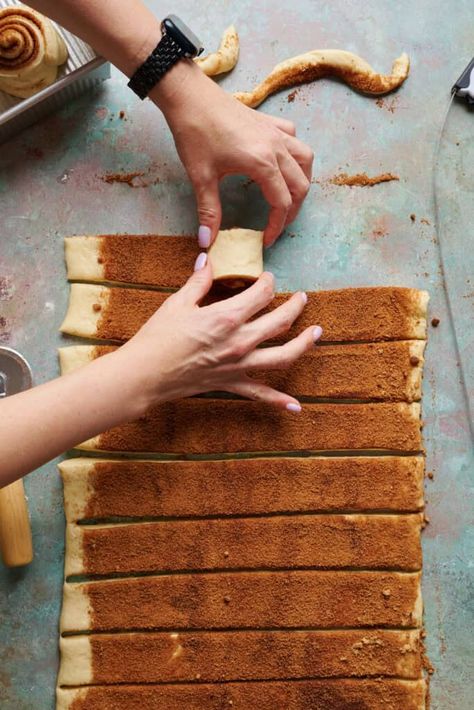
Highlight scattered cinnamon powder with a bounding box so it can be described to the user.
[431,318,440,328]
[287,89,298,102]
[410,355,420,366]
[119,110,126,119]
[65,678,427,710]
[427,471,434,480]
[101,171,144,187]
[92,303,101,312]
[329,172,399,187]
[77,514,422,576]
[410,214,416,222]
[420,218,431,225]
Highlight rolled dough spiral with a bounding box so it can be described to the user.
[0,6,68,99]
[195,25,239,76]
[233,49,410,108]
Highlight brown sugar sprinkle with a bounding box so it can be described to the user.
[329,172,399,187]
[92,303,102,312]
[97,256,104,264]
[287,89,298,102]
[427,471,434,480]
[410,355,420,366]
[420,218,430,225]
[410,213,416,222]
[119,110,126,119]
[431,318,440,327]
[223,596,231,604]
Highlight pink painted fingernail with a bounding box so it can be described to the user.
[194,252,208,271]
[286,402,302,413]
[301,292,308,305]
[313,326,323,342]
[198,225,212,248]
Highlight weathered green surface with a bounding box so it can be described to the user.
[0,1,473,707]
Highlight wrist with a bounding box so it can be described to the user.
[150,58,211,115]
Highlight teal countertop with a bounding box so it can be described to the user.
[0,1,473,707]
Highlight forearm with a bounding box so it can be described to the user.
[27,0,161,76]
[0,352,144,487]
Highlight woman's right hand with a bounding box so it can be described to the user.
[113,253,322,415]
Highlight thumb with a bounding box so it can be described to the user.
[194,178,222,247]
[179,253,213,305]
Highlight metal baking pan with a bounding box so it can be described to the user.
[0,0,110,143]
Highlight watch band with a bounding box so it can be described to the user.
[127,33,184,100]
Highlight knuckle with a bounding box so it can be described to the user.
[197,205,219,221]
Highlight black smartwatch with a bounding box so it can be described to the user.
[128,15,204,100]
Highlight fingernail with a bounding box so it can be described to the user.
[286,402,302,413]
[313,326,323,342]
[301,292,308,305]
[198,225,212,248]
[194,252,208,271]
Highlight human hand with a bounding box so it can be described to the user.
[115,253,322,414]
[151,62,314,248]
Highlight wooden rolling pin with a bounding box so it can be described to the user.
[0,479,33,567]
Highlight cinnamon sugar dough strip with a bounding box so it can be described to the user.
[57,629,423,685]
[78,400,422,455]
[60,284,429,342]
[59,456,425,523]
[60,570,422,633]
[56,679,427,710]
[64,514,423,576]
[59,340,426,401]
[65,234,196,288]
[234,50,410,108]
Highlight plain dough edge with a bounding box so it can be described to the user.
[58,635,93,685]
[60,283,109,338]
[58,345,96,375]
[56,687,86,710]
[58,458,97,523]
[65,236,104,282]
[60,582,92,633]
[64,523,85,576]
[208,228,264,283]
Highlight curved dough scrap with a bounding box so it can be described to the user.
[234,49,410,108]
[0,7,68,98]
[208,228,263,286]
[195,25,239,76]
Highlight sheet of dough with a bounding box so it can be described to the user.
[56,680,427,710]
[59,284,429,342]
[58,340,425,401]
[64,513,423,576]
[58,456,425,523]
[58,629,423,685]
[60,570,422,633]
[78,400,422,455]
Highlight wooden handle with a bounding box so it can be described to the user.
[0,479,33,567]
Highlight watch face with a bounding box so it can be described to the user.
[163,15,204,57]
